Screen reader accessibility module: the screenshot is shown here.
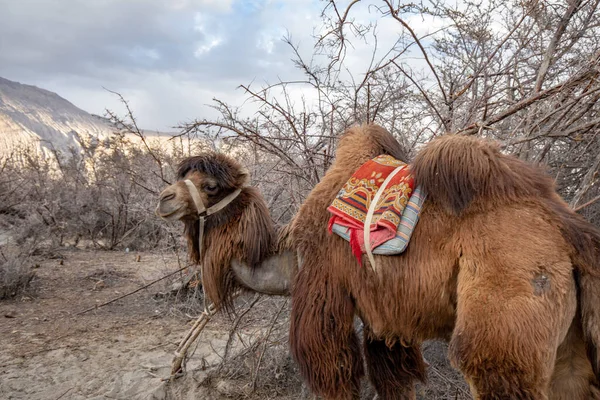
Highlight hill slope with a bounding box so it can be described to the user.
[0,76,113,154]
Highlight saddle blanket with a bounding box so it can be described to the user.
[327,154,425,265]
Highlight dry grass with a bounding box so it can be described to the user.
[0,245,36,300]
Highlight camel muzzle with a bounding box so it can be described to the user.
[156,187,185,220]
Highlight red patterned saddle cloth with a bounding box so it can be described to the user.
[327,155,422,265]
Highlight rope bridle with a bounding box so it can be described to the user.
[183,179,243,258]
[183,179,243,312]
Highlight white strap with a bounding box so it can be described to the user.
[206,188,242,215]
[183,179,244,314]
[184,180,242,217]
[184,180,206,215]
[363,165,406,272]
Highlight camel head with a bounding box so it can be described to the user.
[156,153,250,222]
[156,153,297,307]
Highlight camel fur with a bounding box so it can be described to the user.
[157,125,600,400]
[290,125,600,399]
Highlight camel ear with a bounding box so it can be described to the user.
[239,167,251,186]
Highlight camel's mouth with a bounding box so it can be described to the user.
[155,203,187,221]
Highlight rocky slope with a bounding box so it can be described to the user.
[0,76,113,154]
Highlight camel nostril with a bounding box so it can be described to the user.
[161,193,176,202]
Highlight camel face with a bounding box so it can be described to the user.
[156,153,250,221]
[156,171,218,221]
[156,153,251,223]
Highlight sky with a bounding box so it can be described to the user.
[0,0,447,131]
[0,0,326,131]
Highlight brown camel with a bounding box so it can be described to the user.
[157,124,600,400]
[155,152,296,306]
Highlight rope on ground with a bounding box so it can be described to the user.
[75,266,189,316]
[169,288,242,380]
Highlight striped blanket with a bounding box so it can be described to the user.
[327,155,425,265]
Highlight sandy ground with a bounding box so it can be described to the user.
[0,250,218,400]
[0,250,469,400]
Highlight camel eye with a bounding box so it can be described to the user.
[203,183,219,194]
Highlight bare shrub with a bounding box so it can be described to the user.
[0,245,36,299]
[0,111,188,253]
[177,0,600,223]
[196,296,304,399]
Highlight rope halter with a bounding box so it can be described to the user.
[183,179,243,253]
[183,179,243,313]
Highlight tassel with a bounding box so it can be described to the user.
[350,229,364,266]
[327,216,336,234]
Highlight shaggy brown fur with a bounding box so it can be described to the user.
[194,186,276,309]
[290,125,600,399]
[159,127,600,399]
[175,153,277,309]
[363,327,427,399]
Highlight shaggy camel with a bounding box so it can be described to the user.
[157,125,600,400]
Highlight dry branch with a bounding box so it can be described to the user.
[75,266,189,315]
[383,0,448,106]
[251,298,288,391]
[574,194,600,212]
[460,62,600,136]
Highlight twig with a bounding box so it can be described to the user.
[220,293,262,369]
[451,7,532,101]
[534,0,583,93]
[570,149,600,208]
[252,299,288,391]
[54,387,73,400]
[428,364,471,398]
[458,66,599,135]
[383,0,448,106]
[103,88,170,185]
[573,194,600,212]
[75,266,189,315]
[391,60,447,130]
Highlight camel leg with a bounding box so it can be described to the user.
[448,254,577,400]
[363,329,426,400]
[549,317,600,400]
[289,261,363,400]
[450,315,555,399]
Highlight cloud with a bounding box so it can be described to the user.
[0,0,323,130]
[172,0,233,12]
[0,0,461,131]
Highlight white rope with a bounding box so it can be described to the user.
[184,180,206,215]
[363,165,406,272]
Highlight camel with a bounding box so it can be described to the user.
[156,124,600,400]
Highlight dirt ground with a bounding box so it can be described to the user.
[0,249,470,399]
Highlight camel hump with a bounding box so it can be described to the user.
[411,134,555,214]
[336,124,408,166]
[365,124,408,161]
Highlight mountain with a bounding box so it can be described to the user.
[0,76,114,155]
